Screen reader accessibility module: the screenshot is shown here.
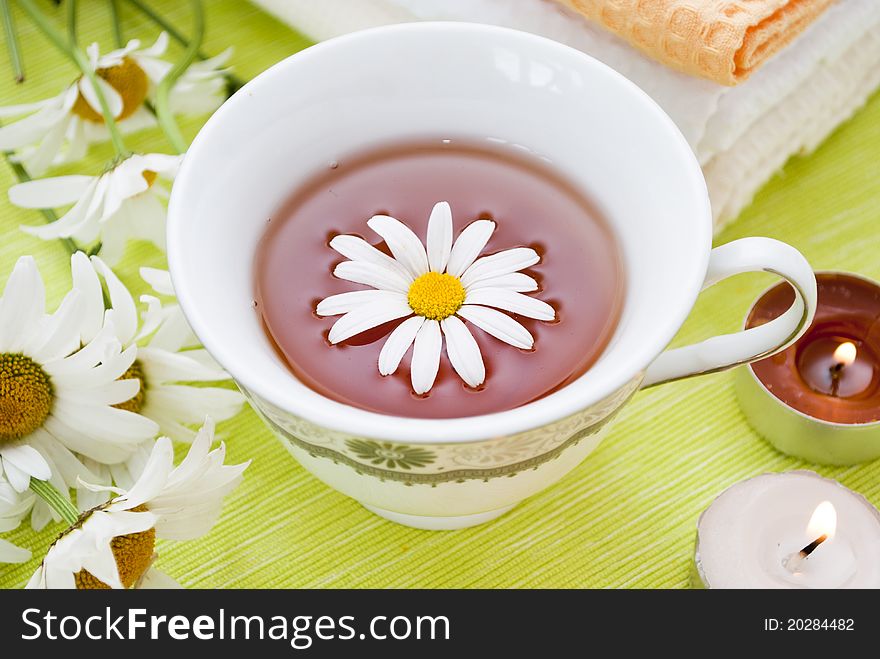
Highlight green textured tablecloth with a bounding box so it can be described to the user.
[1,0,879,589]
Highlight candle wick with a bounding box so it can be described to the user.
[785,534,829,573]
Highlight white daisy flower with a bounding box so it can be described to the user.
[9,152,182,264]
[75,255,244,444]
[92,33,232,116]
[0,33,229,174]
[317,201,556,394]
[0,477,34,563]
[27,418,249,589]
[0,255,158,501]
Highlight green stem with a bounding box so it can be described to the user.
[153,0,203,154]
[124,0,244,92]
[16,0,128,157]
[1,0,24,82]
[29,479,79,526]
[108,0,124,47]
[66,0,77,45]
[4,153,80,255]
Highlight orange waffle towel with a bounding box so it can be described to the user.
[556,0,835,85]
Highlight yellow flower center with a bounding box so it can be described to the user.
[72,57,149,123]
[113,360,147,414]
[0,353,53,446]
[142,170,158,188]
[407,272,466,321]
[73,505,156,590]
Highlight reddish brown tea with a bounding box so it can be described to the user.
[256,140,624,418]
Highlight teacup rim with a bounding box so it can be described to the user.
[167,22,711,444]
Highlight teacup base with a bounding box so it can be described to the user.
[361,503,516,530]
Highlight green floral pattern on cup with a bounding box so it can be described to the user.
[346,440,436,470]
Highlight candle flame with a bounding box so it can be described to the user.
[807,501,837,540]
[833,342,857,367]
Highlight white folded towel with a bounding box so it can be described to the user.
[251,0,880,229]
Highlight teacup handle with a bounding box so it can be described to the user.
[642,237,817,388]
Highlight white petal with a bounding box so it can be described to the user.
[144,305,197,352]
[446,219,496,276]
[123,192,168,253]
[367,214,428,279]
[86,42,101,68]
[333,260,411,294]
[43,320,116,377]
[4,447,50,490]
[78,75,124,119]
[465,288,556,320]
[20,113,71,176]
[91,256,137,345]
[329,234,410,279]
[137,346,228,384]
[441,316,485,388]
[140,267,174,296]
[70,251,104,344]
[0,255,44,351]
[378,316,424,376]
[457,305,534,349]
[137,567,182,589]
[2,464,29,492]
[59,378,139,406]
[21,179,101,242]
[464,288,555,321]
[25,566,48,589]
[141,31,170,57]
[0,538,30,564]
[327,301,412,344]
[316,289,406,317]
[426,201,453,273]
[27,289,83,362]
[50,400,159,445]
[410,320,441,394]
[460,247,540,288]
[111,437,174,510]
[142,385,243,429]
[93,217,128,265]
[0,98,52,117]
[0,102,64,150]
[43,416,138,464]
[8,175,93,208]
[30,499,54,530]
[466,272,538,293]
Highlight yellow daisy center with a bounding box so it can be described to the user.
[72,57,149,123]
[73,505,156,590]
[0,353,53,446]
[407,272,466,321]
[113,360,147,414]
[142,170,158,188]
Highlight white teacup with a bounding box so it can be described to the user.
[168,23,817,530]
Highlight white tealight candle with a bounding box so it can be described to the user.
[694,471,880,588]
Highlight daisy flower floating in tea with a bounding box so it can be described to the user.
[317,201,556,394]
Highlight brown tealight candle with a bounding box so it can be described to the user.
[735,273,880,464]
